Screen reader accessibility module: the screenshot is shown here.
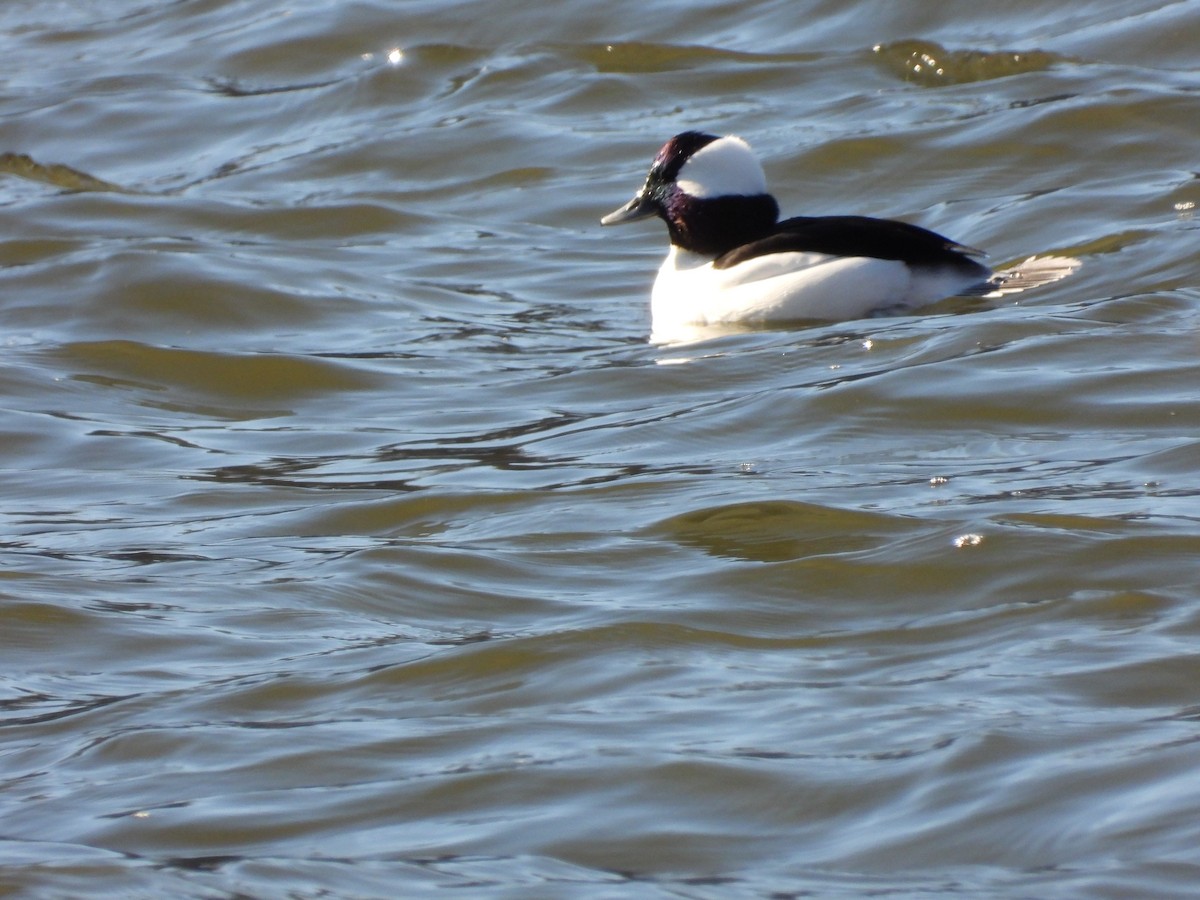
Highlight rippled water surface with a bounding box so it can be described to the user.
[3,1,1200,896]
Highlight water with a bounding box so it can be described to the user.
[2,1,1200,896]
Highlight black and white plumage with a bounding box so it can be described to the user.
[602,131,1079,343]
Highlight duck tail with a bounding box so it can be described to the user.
[981,255,1081,298]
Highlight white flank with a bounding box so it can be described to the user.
[675,135,767,199]
[648,248,1083,343]
[651,248,909,344]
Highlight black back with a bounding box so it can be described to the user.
[713,215,988,273]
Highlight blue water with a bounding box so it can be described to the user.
[3,1,1200,897]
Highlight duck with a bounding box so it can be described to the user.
[601,131,1079,343]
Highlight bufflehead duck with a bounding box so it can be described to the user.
[602,131,1079,343]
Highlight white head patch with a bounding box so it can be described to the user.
[675,135,767,199]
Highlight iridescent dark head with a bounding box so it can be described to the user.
[601,131,778,256]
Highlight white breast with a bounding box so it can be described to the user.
[650,248,895,341]
[648,247,990,344]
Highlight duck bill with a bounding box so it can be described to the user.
[601,194,656,226]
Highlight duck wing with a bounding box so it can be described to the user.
[713,215,986,272]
